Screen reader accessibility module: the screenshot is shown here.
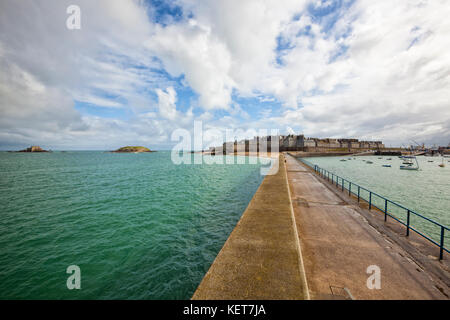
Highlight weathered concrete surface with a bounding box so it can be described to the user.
[192,155,309,300]
[285,154,449,300]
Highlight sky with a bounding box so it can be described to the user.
[0,0,449,150]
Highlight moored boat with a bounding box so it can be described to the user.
[400,156,419,170]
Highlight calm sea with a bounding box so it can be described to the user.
[306,155,450,248]
[0,151,265,299]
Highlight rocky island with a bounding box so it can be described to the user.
[112,146,155,153]
[17,146,49,152]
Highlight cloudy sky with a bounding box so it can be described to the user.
[0,0,449,150]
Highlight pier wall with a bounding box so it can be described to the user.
[193,153,449,300]
[285,154,449,299]
[192,155,309,300]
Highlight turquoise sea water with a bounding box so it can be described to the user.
[0,151,265,299]
[306,156,450,248]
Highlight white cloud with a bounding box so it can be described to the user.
[289,0,450,145]
[0,0,173,149]
[171,0,449,145]
[156,87,178,120]
[0,0,449,148]
[146,20,234,110]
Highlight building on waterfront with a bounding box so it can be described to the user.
[438,145,450,154]
[209,133,385,155]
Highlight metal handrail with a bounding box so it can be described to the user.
[297,157,449,260]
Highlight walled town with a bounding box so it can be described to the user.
[209,134,385,155]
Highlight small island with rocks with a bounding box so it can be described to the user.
[112,146,155,153]
[17,146,49,152]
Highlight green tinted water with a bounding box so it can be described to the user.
[306,156,450,248]
[0,151,265,299]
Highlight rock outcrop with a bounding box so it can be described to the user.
[18,146,49,152]
[112,146,154,153]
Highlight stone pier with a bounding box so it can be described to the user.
[192,155,309,300]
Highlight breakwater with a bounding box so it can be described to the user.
[193,153,449,299]
[285,154,449,299]
[299,157,449,260]
[192,155,309,300]
[298,154,450,254]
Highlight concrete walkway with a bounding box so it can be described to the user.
[286,154,449,299]
[192,155,309,299]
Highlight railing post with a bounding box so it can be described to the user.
[384,199,388,221]
[349,182,351,196]
[358,186,360,202]
[369,192,372,210]
[332,174,333,184]
[439,226,445,260]
[406,210,410,236]
[342,179,344,191]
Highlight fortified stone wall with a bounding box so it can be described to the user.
[209,134,385,154]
